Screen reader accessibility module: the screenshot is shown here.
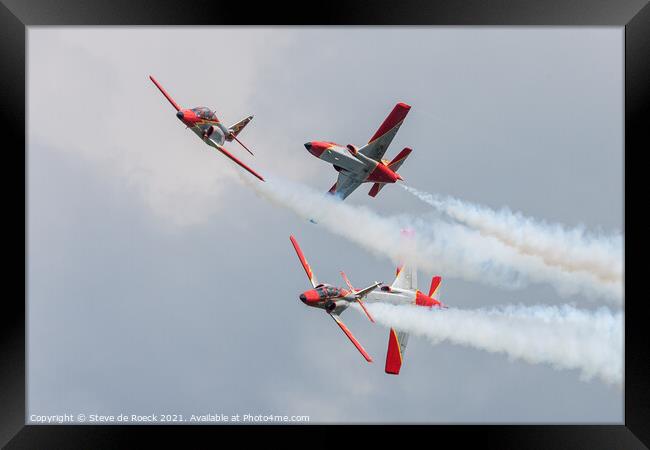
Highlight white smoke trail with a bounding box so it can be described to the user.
[401,184,624,287]
[358,302,623,386]
[242,176,622,302]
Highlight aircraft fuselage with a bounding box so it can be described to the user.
[298,281,423,312]
[304,141,401,185]
[299,284,353,313]
[175,107,229,147]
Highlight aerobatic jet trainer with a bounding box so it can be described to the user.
[149,75,264,182]
[290,233,446,374]
[304,103,413,200]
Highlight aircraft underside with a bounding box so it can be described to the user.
[305,102,413,200]
[320,147,369,174]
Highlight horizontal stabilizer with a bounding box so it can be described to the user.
[388,147,412,172]
[368,183,385,198]
[429,275,442,298]
[354,282,381,298]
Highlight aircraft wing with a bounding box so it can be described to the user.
[328,171,363,200]
[329,312,373,362]
[385,328,410,374]
[359,103,411,162]
[149,75,181,111]
[289,235,318,288]
[207,137,265,182]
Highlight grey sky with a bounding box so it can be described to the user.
[27,27,623,423]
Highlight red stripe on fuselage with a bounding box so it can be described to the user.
[366,161,399,183]
[180,110,221,128]
[306,141,335,158]
[415,290,441,308]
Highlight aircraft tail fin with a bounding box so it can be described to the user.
[388,147,412,172]
[225,115,253,141]
[391,229,417,290]
[368,148,412,197]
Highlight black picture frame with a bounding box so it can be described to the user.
[2,0,647,447]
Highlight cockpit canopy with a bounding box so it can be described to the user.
[315,285,343,299]
[191,106,218,121]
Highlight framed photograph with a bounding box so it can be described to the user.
[2,0,647,446]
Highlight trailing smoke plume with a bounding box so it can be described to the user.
[401,184,623,294]
[243,175,622,302]
[357,302,623,386]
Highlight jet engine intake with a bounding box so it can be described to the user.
[326,300,347,313]
[203,125,215,138]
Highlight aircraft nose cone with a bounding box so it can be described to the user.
[176,111,184,120]
[299,293,307,303]
[304,142,326,158]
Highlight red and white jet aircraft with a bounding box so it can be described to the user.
[149,75,264,182]
[290,234,446,374]
[304,103,413,200]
